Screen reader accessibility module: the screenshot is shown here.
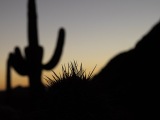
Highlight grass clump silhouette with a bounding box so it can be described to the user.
[45,61,96,86]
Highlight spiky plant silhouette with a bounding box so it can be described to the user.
[45,61,96,88]
[39,61,97,120]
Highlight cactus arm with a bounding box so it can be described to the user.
[43,28,65,70]
[9,47,27,75]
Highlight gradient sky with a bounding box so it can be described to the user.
[0,0,160,90]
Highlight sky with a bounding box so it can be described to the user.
[0,0,160,90]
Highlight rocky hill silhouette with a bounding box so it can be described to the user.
[93,21,160,119]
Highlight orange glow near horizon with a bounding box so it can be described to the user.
[0,59,106,91]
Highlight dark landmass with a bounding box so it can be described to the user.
[1,19,159,120]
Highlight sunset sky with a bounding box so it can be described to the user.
[0,0,160,90]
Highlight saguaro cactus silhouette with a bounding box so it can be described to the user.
[6,0,65,94]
